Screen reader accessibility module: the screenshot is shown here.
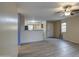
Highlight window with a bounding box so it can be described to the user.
[61,22,66,32]
[28,25,33,30]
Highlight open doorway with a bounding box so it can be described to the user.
[46,21,62,39]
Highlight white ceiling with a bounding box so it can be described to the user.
[17,2,79,21]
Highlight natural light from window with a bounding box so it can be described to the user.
[61,22,66,32]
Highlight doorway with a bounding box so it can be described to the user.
[46,21,62,39]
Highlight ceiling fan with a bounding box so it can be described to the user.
[55,5,79,16]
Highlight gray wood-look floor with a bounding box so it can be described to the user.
[18,38,79,57]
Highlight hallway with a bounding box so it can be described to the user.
[18,38,79,57]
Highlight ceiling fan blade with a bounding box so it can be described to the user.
[53,11,65,17]
[60,13,65,16]
[72,9,79,12]
[54,10,65,15]
[55,11,63,14]
[71,12,74,15]
[71,11,79,15]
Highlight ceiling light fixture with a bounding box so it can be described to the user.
[65,11,71,16]
[64,7,71,16]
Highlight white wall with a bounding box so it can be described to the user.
[47,22,54,38]
[21,30,44,43]
[0,3,18,57]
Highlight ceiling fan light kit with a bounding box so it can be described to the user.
[65,11,71,16]
[64,6,71,16]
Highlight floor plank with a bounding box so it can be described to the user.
[18,38,79,57]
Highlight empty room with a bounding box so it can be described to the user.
[0,2,79,57]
